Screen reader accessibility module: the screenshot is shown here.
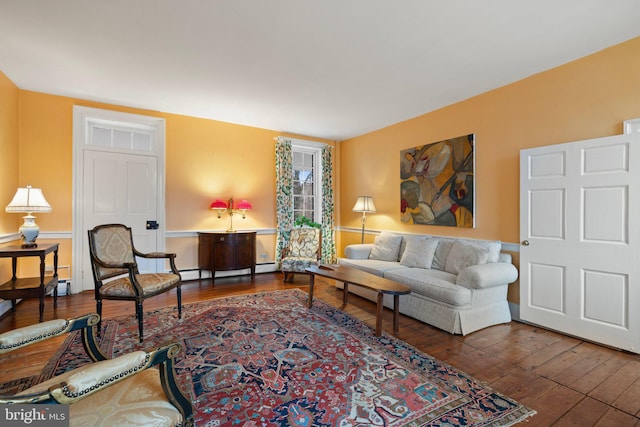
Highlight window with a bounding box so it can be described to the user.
[292,143,322,224]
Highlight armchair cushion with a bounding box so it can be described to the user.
[100,273,181,298]
[68,370,183,427]
[286,228,321,258]
[0,319,69,353]
[281,256,319,272]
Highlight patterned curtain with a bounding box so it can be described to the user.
[321,146,336,264]
[275,137,293,269]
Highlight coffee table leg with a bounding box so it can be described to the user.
[308,274,315,308]
[343,282,349,305]
[393,294,400,335]
[376,292,383,337]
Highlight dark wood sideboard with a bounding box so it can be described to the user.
[198,232,256,282]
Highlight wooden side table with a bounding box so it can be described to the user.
[0,243,59,322]
[198,232,256,282]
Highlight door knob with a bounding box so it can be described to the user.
[521,240,530,246]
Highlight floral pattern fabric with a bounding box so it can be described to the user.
[275,138,336,268]
[321,146,336,264]
[275,137,293,269]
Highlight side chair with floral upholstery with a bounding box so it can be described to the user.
[281,227,322,282]
[88,223,183,343]
[0,313,194,427]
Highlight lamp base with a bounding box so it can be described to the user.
[19,214,40,248]
[21,243,38,249]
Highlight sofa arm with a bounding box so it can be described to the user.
[456,262,519,289]
[344,244,373,260]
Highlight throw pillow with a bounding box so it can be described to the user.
[444,240,490,275]
[432,238,455,270]
[369,233,403,261]
[400,238,438,269]
[471,239,502,263]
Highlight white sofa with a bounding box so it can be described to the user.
[338,232,518,335]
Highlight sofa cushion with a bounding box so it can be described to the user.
[444,240,490,275]
[384,268,472,307]
[338,258,407,277]
[400,237,438,269]
[369,232,403,261]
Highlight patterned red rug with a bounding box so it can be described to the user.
[39,289,534,426]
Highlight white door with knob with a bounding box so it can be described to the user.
[73,107,166,292]
[520,132,640,353]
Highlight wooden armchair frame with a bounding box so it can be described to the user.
[88,223,183,342]
[0,313,194,426]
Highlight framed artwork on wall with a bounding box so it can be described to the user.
[400,134,475,228]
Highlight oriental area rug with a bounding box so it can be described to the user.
[37,289,535,426]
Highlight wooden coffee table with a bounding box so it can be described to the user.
[305,264,411,336]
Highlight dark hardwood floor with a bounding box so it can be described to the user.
[1,272,639,426]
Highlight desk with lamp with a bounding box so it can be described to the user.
[198,197,256,282]
[1,186,59,321]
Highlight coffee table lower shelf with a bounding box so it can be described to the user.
[305,264,411,337]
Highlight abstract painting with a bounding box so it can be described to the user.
[400,134,475,227]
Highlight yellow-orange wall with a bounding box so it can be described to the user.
[0,71,19,284]
[0,71,19,235]
[338,36,640,302]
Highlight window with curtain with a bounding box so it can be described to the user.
[275,137,336,268]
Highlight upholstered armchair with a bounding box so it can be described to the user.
[281,227,322,282]
[88,223,183,342]
[0,313,194,426]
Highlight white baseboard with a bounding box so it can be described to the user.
[180,263,277,281]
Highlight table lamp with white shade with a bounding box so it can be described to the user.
[5,185,52,248]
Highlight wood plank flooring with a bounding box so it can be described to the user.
[1,272,639,426]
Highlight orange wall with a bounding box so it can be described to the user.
[0,71,19,284]
[0,71,19,236]
[12,92,335,273]
[339,37,640,246]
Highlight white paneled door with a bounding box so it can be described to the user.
[520,133,640,353]
[73,106,166,292]
[81,150,160,288]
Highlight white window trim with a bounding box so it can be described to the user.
[290,138,324,223]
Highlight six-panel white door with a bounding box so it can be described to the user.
[80,150,160,291]
[520,133,640,353]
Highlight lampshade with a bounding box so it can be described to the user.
[236,200,252,211]
[5,185,52,248]
[210,199,228,210]
[352,196,376,213]
[210,197,251,232]
[5,186,52,213]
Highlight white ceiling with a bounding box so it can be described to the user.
[1,1,639,141]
